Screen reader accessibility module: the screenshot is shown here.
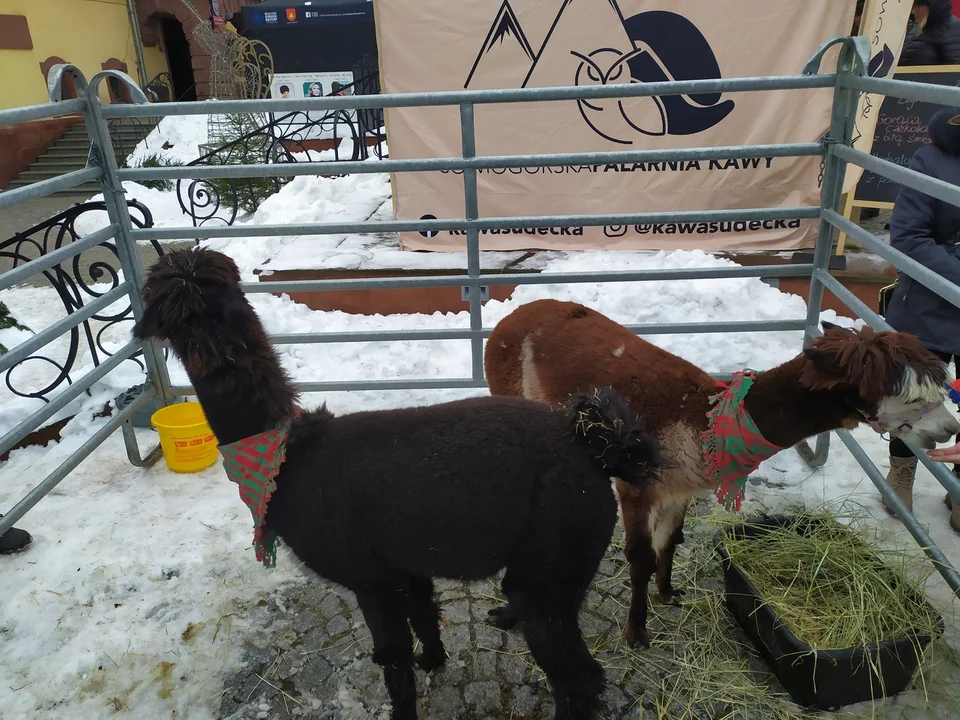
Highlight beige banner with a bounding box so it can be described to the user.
[843,0,914,193]
[375,0,856,252]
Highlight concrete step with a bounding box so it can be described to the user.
[36,153,87,165]
[64,126,155,137]
[28,161,85,175]
[7,178,101,197]
[53,138,143,153]
[56,139,95,149]
[12,169,74,182]
[44,148,90,159]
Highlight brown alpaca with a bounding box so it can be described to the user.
[484,298,960,647]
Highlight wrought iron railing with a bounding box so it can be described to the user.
[0,200,163,403]
[143,72,174,103]
[177,57,385,227]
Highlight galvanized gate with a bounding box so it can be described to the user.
[3,38,960,596]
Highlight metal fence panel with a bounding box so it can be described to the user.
[4,45,960,600]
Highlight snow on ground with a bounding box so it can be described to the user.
[2,115,959,718]
[127,113,210,167]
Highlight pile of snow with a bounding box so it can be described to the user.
[209,173,393,280]
[127,113,210,167]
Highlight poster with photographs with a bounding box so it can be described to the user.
[270,72,356,139]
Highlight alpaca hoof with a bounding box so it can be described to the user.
[414,648,446,673]
[656,588,684,607]
[623,622,651,649]
[487,605,519,630]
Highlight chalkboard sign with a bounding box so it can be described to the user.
[853,66,960,207]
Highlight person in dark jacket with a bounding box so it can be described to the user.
[884,107,960,532]
[900,0,960,66]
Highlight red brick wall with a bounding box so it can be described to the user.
[137,0,263,101]
[0,116,83,190]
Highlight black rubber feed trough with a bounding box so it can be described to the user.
[714,514,944,711]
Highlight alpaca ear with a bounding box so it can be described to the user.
[820,320,842,332]
[799,346,847,389]
[802,346,838,369]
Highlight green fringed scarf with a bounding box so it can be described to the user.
[220,419,293,568]
[702,371,781,511]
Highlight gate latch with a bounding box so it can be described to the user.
[461,285,490,302]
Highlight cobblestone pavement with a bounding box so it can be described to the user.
[217,508,788,720]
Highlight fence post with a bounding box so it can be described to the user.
[79,77,173,466]
[459,102,485,382]
[798,43,862,469]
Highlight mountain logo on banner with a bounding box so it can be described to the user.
[464,0,735,144]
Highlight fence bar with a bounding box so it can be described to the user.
[824,209,960,312]
[136,207,821,243]
[171,372,742,397]
[814,269,890,330]
[799,45,862,469]
[835,429,960,597]
[244,264,816,295]
[80,85,175,405]
[117,143,823,182]
[266,319,809,346]
[832,144,960,210]
[0,224,118,292]
[0,387,153,536]
[169,378,484,396]
[0,282,131,374]
[0,167,102,211]
[0,340,140,459]
[904,436,960,505]
[840,73,960,109]
[103,74,837,118]
[0,98,87,125]
[459,102,485,381]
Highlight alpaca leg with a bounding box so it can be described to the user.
[355,589,418,720]
[487,602,520,630]
[519,590,604,720]
[404,577,446,672]
[617,492,656,647]
[487,568,524,630]
[654,524,685,606]
[623,534,656,648]
[653,499,689,606]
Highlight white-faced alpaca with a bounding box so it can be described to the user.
[133,251,665,720]
[484,298,960,647]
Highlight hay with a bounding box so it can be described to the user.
[717,510,942,652]
[586,502,959,719]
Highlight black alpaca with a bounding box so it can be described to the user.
[133,248,663,720]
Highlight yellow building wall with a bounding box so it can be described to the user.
[0,0,170,110]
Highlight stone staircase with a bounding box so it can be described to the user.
[7,118,159,200]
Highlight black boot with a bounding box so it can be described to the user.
[0,516,32,554]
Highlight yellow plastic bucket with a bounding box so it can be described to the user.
[151,402,219,473]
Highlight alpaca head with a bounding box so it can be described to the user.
[800,322,960,448]
[133,248,257,378]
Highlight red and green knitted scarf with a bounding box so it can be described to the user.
[702,370,782,512]
[220,419,293,569]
